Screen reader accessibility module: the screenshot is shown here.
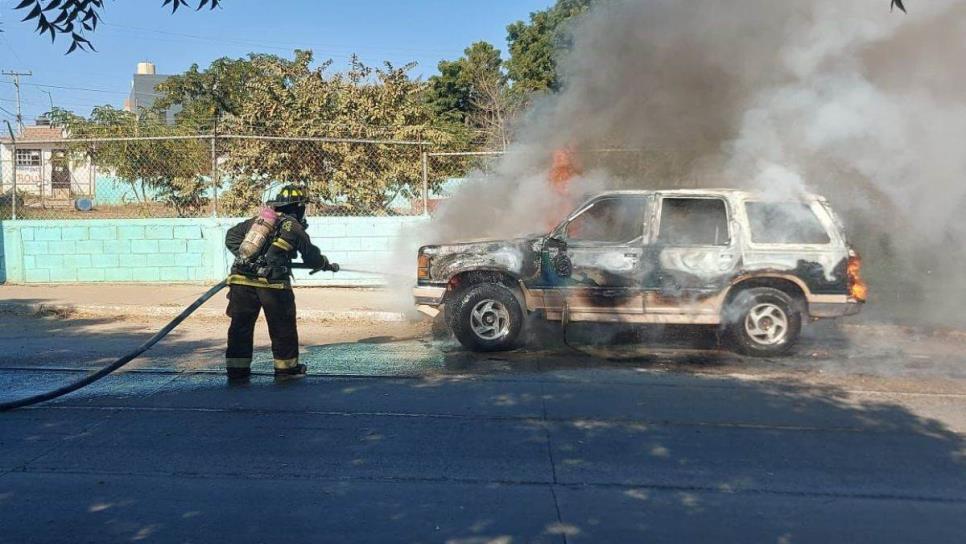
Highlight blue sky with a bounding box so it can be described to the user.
[0,0,553,123]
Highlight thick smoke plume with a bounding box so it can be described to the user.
[412,0,966,326]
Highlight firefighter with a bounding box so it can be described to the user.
[223,185,329,381]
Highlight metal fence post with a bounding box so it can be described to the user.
[421,150,429,217]
[210,134,219,218]
[5,121,17,220]
[39,146,45,208]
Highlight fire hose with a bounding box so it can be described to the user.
[0,262,338,412]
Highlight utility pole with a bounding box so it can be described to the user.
[5,120,18,220]
[2,70,32,131]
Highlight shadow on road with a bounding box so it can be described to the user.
[0,305,220,370]
[1,348,963,542]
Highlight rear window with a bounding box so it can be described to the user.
[745,202,831,244]
[658,198,730,246]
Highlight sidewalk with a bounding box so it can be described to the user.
[0,283,416,322]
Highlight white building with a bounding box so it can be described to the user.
[123,62,179,123]
[1,122,95,207]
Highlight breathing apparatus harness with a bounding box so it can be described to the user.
[232,185,335,280]
[233,210,296,280]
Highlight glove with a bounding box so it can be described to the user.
[309,258,339,275]
[318,254,330,271]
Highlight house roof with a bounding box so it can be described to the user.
[0,125,66,144]
[20,125,65,141]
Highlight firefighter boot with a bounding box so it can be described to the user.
[274,363,307,379]
[226,367,251,384]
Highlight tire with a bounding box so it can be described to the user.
[724,287,802,357]
[430,310,452,340]
[447,282,524,352]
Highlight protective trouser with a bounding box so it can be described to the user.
[225,284,300,372]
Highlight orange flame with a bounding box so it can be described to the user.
[550,147,582,189]
[848,253,868,302]
[547,147,582,229]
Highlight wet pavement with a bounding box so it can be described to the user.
[1,318,965,543]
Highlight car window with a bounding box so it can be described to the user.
[746,202,831,244]
[658,198,729,245]
[565,197,646,244]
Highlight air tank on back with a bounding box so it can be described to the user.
[236,206,278,262]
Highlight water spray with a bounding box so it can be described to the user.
[334,267,412,279]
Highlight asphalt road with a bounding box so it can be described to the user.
[1,316,964,543]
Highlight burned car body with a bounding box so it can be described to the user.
[414,189,866,355]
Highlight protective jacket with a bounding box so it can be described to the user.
[225,213,327,289]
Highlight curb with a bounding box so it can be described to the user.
[0,302,412,323]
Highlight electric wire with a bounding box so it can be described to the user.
[99,21,457,58]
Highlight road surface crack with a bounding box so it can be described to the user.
[541,380,569,544]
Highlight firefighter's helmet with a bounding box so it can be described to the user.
[268,185,310,207]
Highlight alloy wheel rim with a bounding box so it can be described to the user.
[744,302,789,346]
[470,299,510,340]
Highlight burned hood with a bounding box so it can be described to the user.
[420,237,545,281]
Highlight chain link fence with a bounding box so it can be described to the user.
[0,134,437,220]
[0,134,717,220]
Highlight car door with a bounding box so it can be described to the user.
[551,195,650,320]
[644,195,739,318]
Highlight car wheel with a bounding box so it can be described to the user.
[447,282,524,352]
[725,287,802,357]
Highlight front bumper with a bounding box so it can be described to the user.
[413,285,446,317]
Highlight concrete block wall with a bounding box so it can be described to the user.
[0,226,8,283]
[0,216,427,286]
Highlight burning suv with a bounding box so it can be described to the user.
[413,189,866,356]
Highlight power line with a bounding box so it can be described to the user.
[0,79,132,96]
[0,33,26,66]
[100,23,342,58]
[99,22,457,58]
[41,90,54,111]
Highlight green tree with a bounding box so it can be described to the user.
[424,58,472,125]
[424,41,520,149]
[152,55,265,130]
[13,0,220,53]
[425,41,504,125]
[200,51,456,215]
[462,43,519,149]
[504,0,593,94]
[48,106,211,217]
